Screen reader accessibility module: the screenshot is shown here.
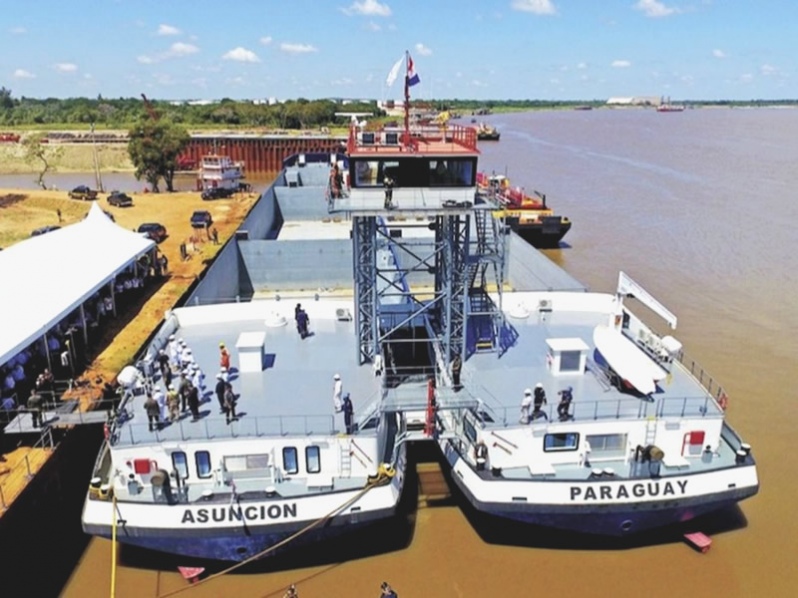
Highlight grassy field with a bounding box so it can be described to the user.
[0,142,133,175]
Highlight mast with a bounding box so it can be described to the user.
[403,51,410,142]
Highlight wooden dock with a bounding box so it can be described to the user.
[0,446,54,517]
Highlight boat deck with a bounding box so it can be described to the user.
[112,303,383,447]
[457,308,722,425]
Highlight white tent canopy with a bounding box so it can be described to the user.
[0,203,156,367]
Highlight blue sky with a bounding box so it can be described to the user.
[2,0,795,101]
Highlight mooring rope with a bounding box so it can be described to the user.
[157,469,394,597]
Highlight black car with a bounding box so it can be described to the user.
[137,222,168,243]
[68,185,98,200]
[201,187,234,201]
[190,210,213,229]
[31,225,61,237]
[107,191,133,207]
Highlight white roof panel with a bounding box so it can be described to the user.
[0,203,156,366]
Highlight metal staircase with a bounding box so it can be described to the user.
[339,440,353,479]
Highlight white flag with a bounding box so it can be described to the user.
[385,55,404,87]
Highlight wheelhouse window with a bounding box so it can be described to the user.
[195,450,212,479]
[560,350,582,372]
[543,433,580,452]
[282,447,299,475]
[350,157,476,189]
[305,446,321,474]
[172,451,189,479]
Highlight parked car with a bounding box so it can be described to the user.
[68,185,98,200]
[31,225,61,237]
[107,191,133,207]
[137,222,167,243]
[190,210,213,229]
[201,187,234,201]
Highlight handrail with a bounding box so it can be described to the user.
[0,427,57,511]
[350,439,374,464]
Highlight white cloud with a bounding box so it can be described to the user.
[13,68,35,79]
[712,49,726,59]
[760,64,778,76]
[471,80,487,87]
[137,55,155,64]
[633,0,677,18]
[331,77,355,86]
[260,36,273,45]
[611,60,631,68]
[343,0,392,16]
[365,21,381,31]
[415,43,432,56]
[169,42,199,56]
[511,0,556,15]
[739,73,753,83]
[157,24,181,36]
[222,47,261,62]
[54,63,78,73]
[576,62,587,69]
[280,43,318,54]
[10,26,26,34]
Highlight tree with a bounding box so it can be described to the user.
[0,87,13,110]
[128,119,190,193]
[22,133,63,189]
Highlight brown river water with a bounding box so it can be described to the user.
[60,108,796,597]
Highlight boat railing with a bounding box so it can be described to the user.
[674,349,729,404]
[346,123,478,154]
[112,414,339,446]
[473,394,722,429]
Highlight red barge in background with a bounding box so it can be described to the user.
[477,172,571,249]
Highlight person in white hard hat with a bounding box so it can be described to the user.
[520,388,533,423]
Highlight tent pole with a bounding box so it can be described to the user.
[43,332,53,372]
[80,304,89,347]
[110,280,117,317]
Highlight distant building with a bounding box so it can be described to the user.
[606,96,660,107]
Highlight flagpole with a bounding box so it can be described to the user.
[403,50,410,142]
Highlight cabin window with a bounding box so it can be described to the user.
[195,450,212,478]
[224,454,270,472]
[305,446,321,474]
[463,417,477,444]
[586,434,627,458]
[429,158,474,187]
[543,433,580,452]
[282,447,299,475]
[171,451,189,479]
[354,160,380,186]
[350,157,477,189]
[560,350,582,372]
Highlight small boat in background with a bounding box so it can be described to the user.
[657,96,686,112]
[475,123,500,141]
[477,173,571,249]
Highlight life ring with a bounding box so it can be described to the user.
[718,393,728,410]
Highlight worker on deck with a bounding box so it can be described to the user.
[557,386,573,421]
[383,173,395,209]
[533,382,548,420]
[520,388,533,423]
[27,390,44,429]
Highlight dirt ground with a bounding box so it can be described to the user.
[0,186,267,404]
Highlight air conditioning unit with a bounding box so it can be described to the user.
[336,308,353,321]
[538,299,553,312]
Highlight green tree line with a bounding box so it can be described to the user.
[0,88,382,129]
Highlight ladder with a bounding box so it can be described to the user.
[339,440,352,478]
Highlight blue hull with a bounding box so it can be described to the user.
[91,518,379,562]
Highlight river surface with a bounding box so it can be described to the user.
[56,108,796,597]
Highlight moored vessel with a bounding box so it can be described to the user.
[477,173,571,249]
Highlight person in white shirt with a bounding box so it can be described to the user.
[333,373,343,413]
[520,388,533,424]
